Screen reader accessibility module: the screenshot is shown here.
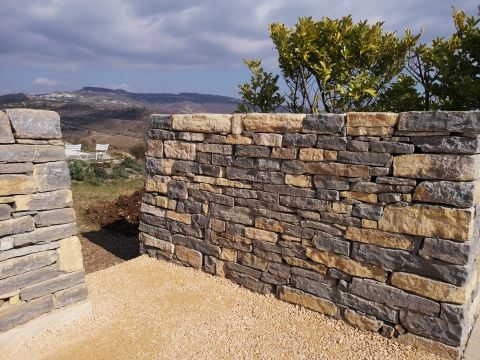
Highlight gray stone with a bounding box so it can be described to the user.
[189,189,234,206]
[280,160,305,174]
[210,203,254,225]
[291,275,337,300]
[0,216,35,237]
[33,161,70,192]
[316,189,340,201]
[337,151,391,166]
[0,295,54,331]
[312,234,350,256]
[291,267,336,284]
[347,140,369,152]
[377,193,401,203]
[419,238,471,266]
[150,115,172,129]
[411,136,480,154]
[283,133,317,147]
[313,175,350,191]
[226,167,284,184]
[260,184,315,198]
[279,195,329,212]
[261,272,289,285]
[301,221,344,236]
[350,278,440,316]
[6,109,61,139]
[376,177,417,186]
[0,111,14,143]
[352,204,383,220]
[20,271,85,301]
[320,212,362,227]
[399,309,465,347]
[54,283,88,309]
[317,136,347,150]
[370,141,414,154]
[0,204,11,220]
[211,154,233,166]
[173,234,221,257]
[14,190,73,211]
[0,163,33,174]
[351,243,469,286]
[336,291,398,323]
[13,223,77,247]
[327,268,352,281]
[226,262,262,279]
[0,145,65,163]
[349,182,395,194]
[236,145,270,158]
[140,214,166,228]
[398,111,480,133]
[302,114,345,134]
[226,270,273,294]
[0,264,59,296]
[34,208,77,228]
[413,181,476,208]
[147,129,175,140]
[139,223,172,242]
[0,242,60,262]
[0,251,57,280]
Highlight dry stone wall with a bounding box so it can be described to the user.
[0,109,86,333]
[140,111,480,358]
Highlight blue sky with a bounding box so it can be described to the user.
[0,0,478,97]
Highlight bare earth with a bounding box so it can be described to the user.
[13,256,441,360]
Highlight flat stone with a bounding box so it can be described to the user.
[317,136,347,150]
[279,195,329,212]
[252,133,282,147]
[302,114,345,134]
[347,112,398,127]
[197,143,232,154]
[171,114,231,133]
[0,242,60,262]
[34,208,76,227]
[285,175,311,188]
[146,139,163,158]
[378,204,474,241]
[271,148,297,159]
[352,204,383,220]
[411,136,480,154]
[0,111,14,143]
[305,162,369,178]
[57,236,84,272]
[33,161,70,192]
[340,192,377,204]
[277,286,337,316]
[0,163,33,174]
[13,223,77,247]
[299,148,323,161]
[245,227,278,243]
[313,175,350,191]
[0,264,58,297]
[396,333,460,360]
[347,140,369,152]
[306,248,387,282]
[236,145,270,158]
[413,181,479,208]
[0,175,35,196]
[14,190,73,211]
[350,278,440,316]
[242,113,305,133]
[175,245,202,268]
[164,141,196,160]
[369,141,414,154]
[393,154,480,181]
[0,145,65,163]
[345,227,413,250]
[337,151,391,166]
[150,114,172,129]
[419,238,471,265]
[0,216,35,237]
[145,158,175,175]
[397,111,480,133]
[0,204,11,221]
[54,283,88,309]
[6,109,61,139]
[344,308,382,332]
[336,291,398,323]
[282,134,317,147]
[20,271,85,301]
[145,175,170,193]
[312,234,350,256]
[0,295,54,331]
[0,251,57,280]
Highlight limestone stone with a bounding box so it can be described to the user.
[231,114,243,135]
[0,237,13,251]
[336,291,398,323]
[395,333,460,360]
[20,271,85,301]
[0,163,33,174]
[283,257,327,274]
[345,227,413,250]
[0,216,35,237]
[332,202,352,214]
[13,223,77,247]
[0,175,35,196]
[347,112,398,127]
[164,141,196,160]
[347,126,394,136]
[393,154,480,181]
[0,145,65,163]
[352,204,383,220]
[391,272,473,304]
[145,175,171,193]
[285,175,311,188]
[166,211,192,225]
[299,148,324,161]
[155,196,176,210]
[197,143,232,155]
[252,133,283,147]
[312,235,350,256]
[242,113,305,133]
[245,227,278,243]
[317,136,347,150]
[225,135,252,145]
[397,111,480,133]
[150,115,172,129]
[145,158,175,175]
[323,150,337,160]
[413,181,479,208]
[140,203,166,218]
[0,251,57,280]
[337,151,391,166]
[347,140,369,152]
[54,283,88,309]
[340,191,377,204]
[0,264,58,297]
[139,232,174,253]
[57,236,84,272]
[174,244,204,268]
[271,147,297,160]
[171,114,231,133]
[6,109,61,139]
[302,114,345,134]
[0,295,53,332]
[344,308,382,332]
[369,141,414,154]
[305,162,369,178]
[0,111,14,143]
[411,136,480,154]
[378,204,474,241]
[314,175,350,191]
[0,242,60,262]
[14,190,73,211]
[419,238,471,266]
[277,286,337,316]
[146,139,163,158]
[306,248,387,282]
[362,219,377,229]
[33,161,70,192]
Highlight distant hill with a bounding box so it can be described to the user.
[0,88,241,149]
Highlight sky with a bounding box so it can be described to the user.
[0,0,478,97]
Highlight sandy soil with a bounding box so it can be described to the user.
[12,256,441,360]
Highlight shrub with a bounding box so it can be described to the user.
[68,160,88,181]
[129,144,146,160]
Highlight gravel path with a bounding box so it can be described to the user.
[14,256,441,360]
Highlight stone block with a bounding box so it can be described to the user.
[347,140,369,152]
[139,232,174,253]
[411,136,480,154]
[20,271,85,301]
[317,136,347,150]
[14,190,73,211]
[299,148,323,161]
[283,134,317,147]
[0,295,53,332]
[312,234,350,256]
[419,238,471,266]
[277,286,337,316]
[0,175,35,196]
[397,111,480,133]
[6,109,61,139]
[145,158,175,175]
[13,223,77,247]
[340,192,377,204]
[0,251,57,280]
[313,175,350,191]
[54,283,88,309]
[245,227,278,243]
[393,154,480,181]
[344,308,382,332]
[166,211,192,225]
[34,208,75,228]
[145,175,170,193]
[0,216,34,237]
[150,115,172,129]
[146,139,163,158]
[242,113,304,133]
[0,242,60,262]
[236,145,270,158]
[271,148,297,159]
[413,181,479,208]
[57,236,84,272]
[0,264,58,297]
[305,162,369,178]
[164,141,196,160]
[285,175,311,188]
[369,141,414,154]
[0,145,65,163]
[252,133,282,147]
[171,114,231,133]
[0,163,33,174]
[378,204,474,241]
[347,112,398,127]
[302,114,345,134]
[347,126,394,136]
[0,111,14,143]
[33,161,70,192]
[337,151,391,166]
[352,204,383,220]
[175,245,202,268]
[197,143,232,155]
[345,227,413,250]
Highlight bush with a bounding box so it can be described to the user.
[129,144,146,160]
[68,160,88,181]
[121,158,144,172]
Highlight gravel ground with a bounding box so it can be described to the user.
[14,256,441,360]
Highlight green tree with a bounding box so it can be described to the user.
[375,76,423,112]
[236,59,285,113]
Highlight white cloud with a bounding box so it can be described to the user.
[33,77,65,87]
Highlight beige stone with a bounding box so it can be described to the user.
[345,227,413,250]
[255,218,285,233]
[299,148,324,161]
[225,135,252,145]
[164,141,196,160]
[271,148,297,159]
[231,114,243,135]
[140,203,166,218]
[0,111,14,144]
[166,211,192,225]
[361,219,377,229]
[346,112,398,127]
[155,196,176,210]
[210,219,225,232]
[395,333,460,360]
[281,234,302,242]
[305,163,369,178]
[57,236,84,272]
[145,175,170,194]
[323,150,337,160]
[347,126,394,136]
[278,286,337,316]
[344,308,382,332]
[0,175,35,196]
[378,204,474,241]
[245,227,278,243]
[285,174,312,188]
[171,114,231,133]
[146,140,163,158]
[391,271,474,304]
[193,176,252,189]
[283,257,327,274]
[175,245,202,268]
[402,194,412,202]
[242,113,305,133]
[8,294,20,305]
[253,133,283,147]
[196,143,232,155]
[179,132,205,142]
[219,248,237,262]
[306,248,387,282]
[340,191,377,204]
[14,190,73,212]
[199,183,222,194]
[140,232,174,254]
[332,202,353,214]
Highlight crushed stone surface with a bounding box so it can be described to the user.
[13,256,441,360]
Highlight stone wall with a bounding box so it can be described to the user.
[140,112,480,358]
[0,109,86,333]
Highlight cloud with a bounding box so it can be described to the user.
[33,77,65,87]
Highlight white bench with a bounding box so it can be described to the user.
[95,144,111,161]
[65,144,89,160]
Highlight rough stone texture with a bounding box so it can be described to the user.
[141,112,480,356]
[0,108,86,335]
